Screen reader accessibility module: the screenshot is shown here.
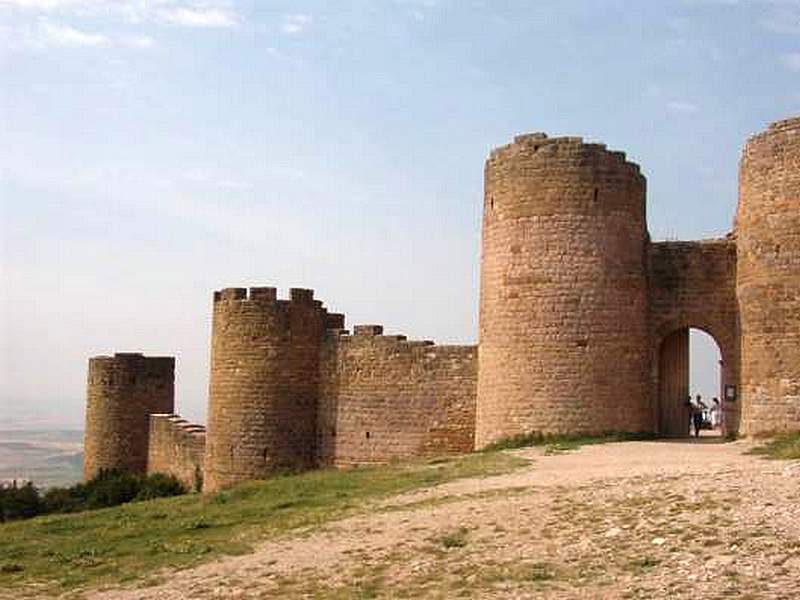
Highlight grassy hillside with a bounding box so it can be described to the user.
[0,451,526,596]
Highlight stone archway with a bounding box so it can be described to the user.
[648,239,740,436]
[656,327,727,437]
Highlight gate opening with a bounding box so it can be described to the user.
[657,328,723,438]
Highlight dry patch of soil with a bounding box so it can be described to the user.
[90,438,800,599]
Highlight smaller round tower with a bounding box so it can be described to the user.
[736,116,800,434]
[83,353,175,479]
[202,287,331,492]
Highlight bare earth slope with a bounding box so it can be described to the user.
[93,438,800,599]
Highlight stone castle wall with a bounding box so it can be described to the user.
[84,353,174,479]
[476,134,651,446]
[83,115,800,491]
[317,325,477,466]
[737,117,800,434]
[648,239,740,433]
[147,414,206,491]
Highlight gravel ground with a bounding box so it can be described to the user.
[89,435,800,599]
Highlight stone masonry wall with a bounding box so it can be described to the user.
[317,325,477,466]
[476,134,652,446]
[737,117,800,434]
[84,353,174,479]
[203,287,339,492]
[648,239,740,434]
[147,414,206,491]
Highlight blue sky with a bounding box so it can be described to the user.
[1,0,798,428]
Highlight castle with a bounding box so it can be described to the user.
[83,116,800,492]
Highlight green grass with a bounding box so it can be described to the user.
[0,451,527,596]
[748,432,800,460]
[481,431,658,453]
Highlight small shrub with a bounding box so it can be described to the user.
[0,482,43,522]
[135,473,186,501]
[1,470,188,523]
[85,470,141,509]
[438,527,469,549]
[42,485,87,514]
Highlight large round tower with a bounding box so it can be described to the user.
[83,353,174,479]
[202,287,329,492]
[736,116,800,435]
[475,133,651,447]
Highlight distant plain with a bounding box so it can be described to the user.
[0,430,83,488]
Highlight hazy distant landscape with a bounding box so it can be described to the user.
[0,430,83,488]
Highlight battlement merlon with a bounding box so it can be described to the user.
[328,324,440,347]
[744,116,800,151]
[488,132,642,175]
[326,313,346,330]
[354,324,384,336]
[212,286,333,310]
[765,116,800,134]
[149,413,207,437]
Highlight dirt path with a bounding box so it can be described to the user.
[90,438,800,599]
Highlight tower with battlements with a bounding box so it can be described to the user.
[736,117,800,434]
[202,287,333,492]
[475,134,651,446]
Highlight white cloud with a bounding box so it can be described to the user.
[0,0,92,8]
[666,100,700,114]
[1,1,239,51]
[157,6,237,28]
[281,13,311,35]
[0,1,240,28]
[782,52,800,71]
[35,20,109,46]
[8,18,158,49]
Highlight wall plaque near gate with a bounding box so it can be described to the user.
[724,384,737,402]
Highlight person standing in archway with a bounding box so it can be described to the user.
[710,397,721,429]
[692,394,705,437]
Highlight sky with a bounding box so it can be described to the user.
[1,0,798,429]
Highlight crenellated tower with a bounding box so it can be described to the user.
[475,134,651,446]
[736,117,800,434]
[83,353,174,479]
[202,287,343,492]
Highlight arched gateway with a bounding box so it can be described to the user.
[648,240,740,436]
[476,118,800,445]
